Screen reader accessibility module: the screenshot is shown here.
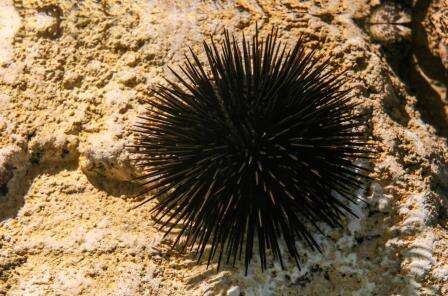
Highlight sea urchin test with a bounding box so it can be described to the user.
[129,28,375,274]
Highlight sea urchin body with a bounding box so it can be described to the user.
[131,28,374,274]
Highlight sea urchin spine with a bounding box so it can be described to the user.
[130,28,375,274]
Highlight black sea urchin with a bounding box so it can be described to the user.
[130,28,374,274]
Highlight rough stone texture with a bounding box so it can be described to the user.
[368,1,412,45]
[1,0,448,295]
[424,0,448,71]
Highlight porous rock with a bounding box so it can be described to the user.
[1,0,448,295]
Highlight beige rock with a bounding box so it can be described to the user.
[0,0,21,65]
[1,0,448,295]
[79,131,134,182]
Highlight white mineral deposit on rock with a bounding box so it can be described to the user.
[27,12,58,35]
[226,286,241,296]
[0,1,21,65]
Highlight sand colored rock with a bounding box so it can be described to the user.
[1,0,448,295]
[424,0,448,71]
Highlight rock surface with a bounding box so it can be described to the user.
[424,0,448,71]
[1,0,448,295]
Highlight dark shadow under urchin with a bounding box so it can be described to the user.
[129,27,376,275]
